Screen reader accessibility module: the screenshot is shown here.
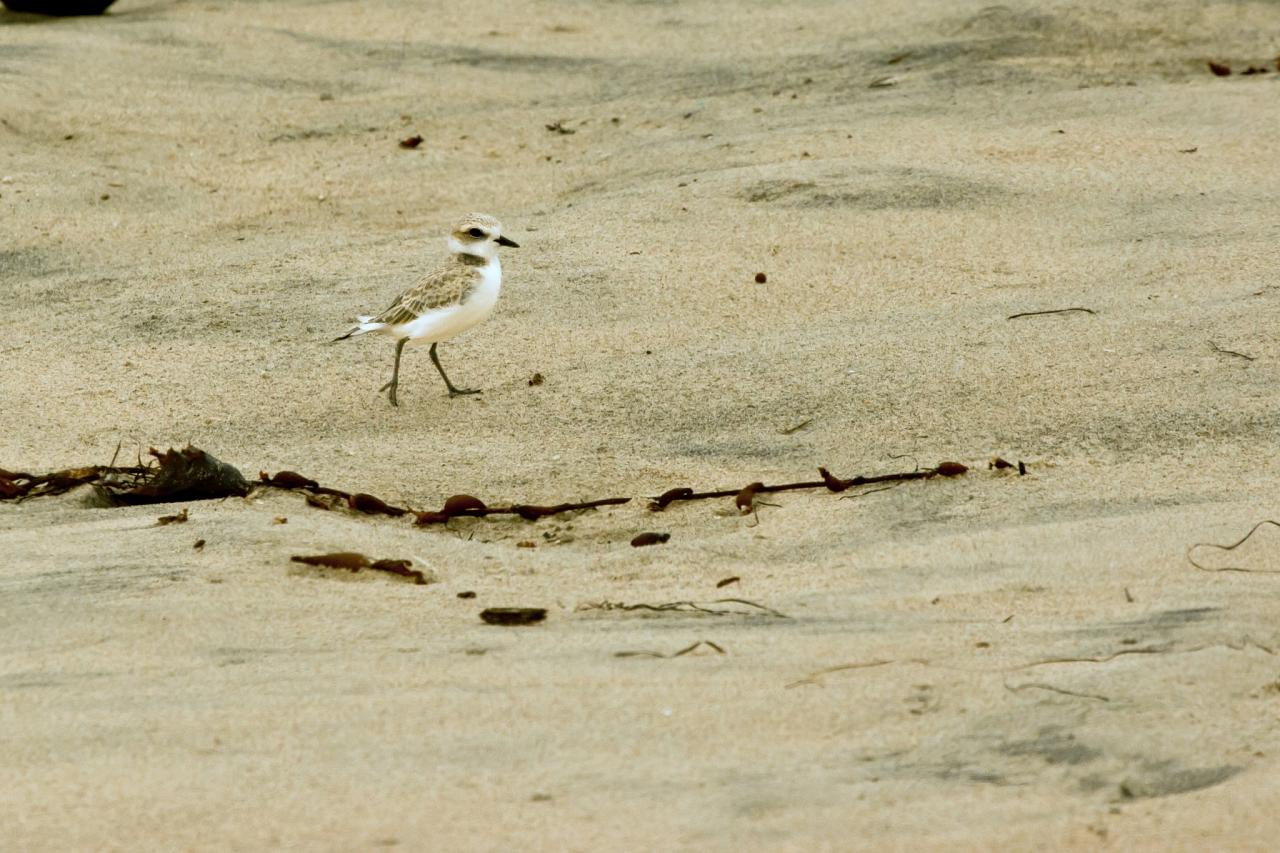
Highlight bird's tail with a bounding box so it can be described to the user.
[331,316,378,343]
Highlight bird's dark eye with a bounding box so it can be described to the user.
[467,227,486,238]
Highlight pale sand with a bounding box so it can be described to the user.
[3,0,1280,849]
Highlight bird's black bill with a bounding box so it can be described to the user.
[496,235,520,248]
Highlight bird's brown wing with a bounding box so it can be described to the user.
[370,262,481,326]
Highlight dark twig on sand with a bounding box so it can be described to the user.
[1208,341,1256,361]
[1007,307,1097,320]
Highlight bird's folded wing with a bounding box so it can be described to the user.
[369,266,477,327]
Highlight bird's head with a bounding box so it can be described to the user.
[448,213,519,259]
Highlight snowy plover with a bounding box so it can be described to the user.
[334,213,519,406]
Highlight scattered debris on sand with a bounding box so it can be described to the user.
[290,552,431,584]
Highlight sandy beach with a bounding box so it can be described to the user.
[3,0,1280,848]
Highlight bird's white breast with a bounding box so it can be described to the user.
[398,257,501,344]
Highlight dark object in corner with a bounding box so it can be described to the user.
[2,0,117,14]
[480,607,547,626]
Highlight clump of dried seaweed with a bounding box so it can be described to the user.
[1,445,249,505]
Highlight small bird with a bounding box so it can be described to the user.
[334,213,519,406]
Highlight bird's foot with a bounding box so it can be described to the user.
[380,380,400,407]
[447,387,482,398]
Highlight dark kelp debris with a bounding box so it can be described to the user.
[415,495,630,525]
[715,576,741,588]
[398,134,423,149]
[155,508,189,525]
[292,552,370,570]
[651,487,694,510]
[348,492,409,517]
[649,462,968,512]
[480,607,547,625]
[990,457,1028,475]
[369,558,426,583]
[1,445,248,504]
[260,470,318,490]
[735,482,764,515]
[631,531,670,547]
[290,552,430,584]
[10,454,990,540]
[102,446,250,505]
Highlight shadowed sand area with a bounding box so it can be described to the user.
[3,0,1280,849]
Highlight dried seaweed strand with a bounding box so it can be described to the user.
[1014,646,1172,669]
[649,462,967,511]
[785,659,899,688]
[1187,520,1280,573]
[1003,681,1110,702]
[579,599,787,618]
[8,454,980,536]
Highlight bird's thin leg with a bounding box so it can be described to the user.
[429,342,480,397]
[378,338,409,406]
